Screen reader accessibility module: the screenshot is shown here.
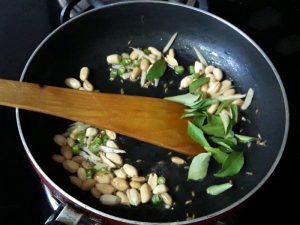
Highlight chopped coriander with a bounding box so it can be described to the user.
[72,144,81,155]
[188,65,195,74]
[157,176,166,184]
[110,69,118,80]
[117,66,126,75]
[76,131,85,144]
[143,49,151,55]
[120,58,132,66]
[174,65,185,75]
[151,194,163,206]
[86,169,95,179]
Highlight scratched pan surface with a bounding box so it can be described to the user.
[17,1,288,223]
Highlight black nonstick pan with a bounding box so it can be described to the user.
[16,1,289,224]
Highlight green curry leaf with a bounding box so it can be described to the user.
[204,146,228,164]
[219,112,230,134]
[214,151,244,177]
[146,59,167,81]
[189,77,210,93]
[206,183,233,195]
[187,121,210,147]
[164,93,200,106]
[202,115,225,138]
[235,134,256,143]
[188,152,211,181]
[216,100,234,114]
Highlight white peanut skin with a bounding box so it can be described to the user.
[123,164,138,177]
[107,54,121,64]
[100,194,121,206]
[65,78,81,89]
[79,67,89,81]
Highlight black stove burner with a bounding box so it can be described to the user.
[58,0,208,23]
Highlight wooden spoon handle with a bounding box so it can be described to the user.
[0,79,203,155]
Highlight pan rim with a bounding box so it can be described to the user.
[16,1,289,224]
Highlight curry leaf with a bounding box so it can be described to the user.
[219,112,230,134]
[230,104,239,126]
[191,99,213,111]
[188,152,211,181]
[194,114,207,127]
[146,59,167,81]
[189,77,210,93]
[187,121,210,147]
[164,93,200,106]
[235,134,256,143]
[206,183,233,195]
[184,108,198,113]
[214,151,244,177]
[210,136,236,150]
[204,146,228,164]
[216,100,234,114]
[181,111,204,119]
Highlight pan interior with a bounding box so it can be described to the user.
[18,2,287,223]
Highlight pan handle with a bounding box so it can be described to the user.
[60,0,87,24]
[45,204,103,225]
[197,0,209,11]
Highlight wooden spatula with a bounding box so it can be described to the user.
[0,79,204,155]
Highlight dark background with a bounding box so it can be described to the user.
[0,0,299,224]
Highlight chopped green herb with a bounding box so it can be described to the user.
[72,144,81,155]
[214,151,244,177]
[92,136,103,145]
[96,167,110,173]
[143,49,151,55]
[120,58,132,66]
[110,69,118,80]
[86,169,95,179]
[133,60,140,67]
[146,59,167,81]
[117,66,126,75]
[101,135,109,145]
[89,143,100,154]
[206,183,233,195]
[151,194,163,206]
[76,131,85,144]
[188,152,211,181]
[157,176,166,184]
[188,65,195,74]
[174,65,185,75]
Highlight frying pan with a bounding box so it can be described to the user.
[16,1,289,224]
